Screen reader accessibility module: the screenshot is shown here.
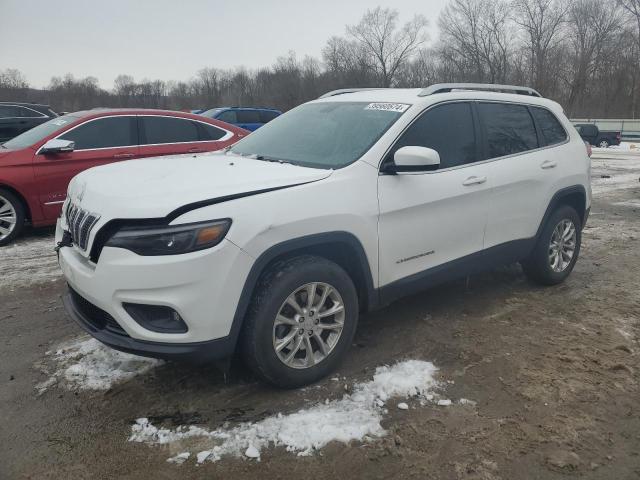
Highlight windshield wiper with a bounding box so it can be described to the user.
[254,154,294,165]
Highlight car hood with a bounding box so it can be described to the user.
[67,151,333,220]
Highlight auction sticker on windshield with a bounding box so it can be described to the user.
[365,103,410,113]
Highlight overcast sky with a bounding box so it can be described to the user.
[0,0,448,89]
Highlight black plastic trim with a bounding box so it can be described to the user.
[63,290,234,363]
[379,238,535,305]
[534,185,587,236]
[219,232,378,354]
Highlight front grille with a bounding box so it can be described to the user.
[68,287,128,337]
[66,203,100,251]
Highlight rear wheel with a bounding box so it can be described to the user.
[0,189,25,246]
[598,139,610,148]
[241,255,358,388]
[521,205,581,285]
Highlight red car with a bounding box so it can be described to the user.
[0,109,248,245]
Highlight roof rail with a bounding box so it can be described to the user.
[419,83,542,98]
[318,88,387,99]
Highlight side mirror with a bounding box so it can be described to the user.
[40,139,75,154]
[386,146,440,173]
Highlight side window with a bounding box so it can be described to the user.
[59,116,136,150]
[0,106,20,118]
[141,117,200,144]
[389,102,477,169]
[530,107,567,146]
[18,107,44,118]
[236,110,261,124]
[217,111,237,124]
[478,103,538,158]
[259,110,280,123]
[198,122,227,141]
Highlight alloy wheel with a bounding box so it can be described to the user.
[548,219,577,272]
[0,194,17,241]
[272,282,345,369]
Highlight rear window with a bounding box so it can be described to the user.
[236,110,261,123]
[197,122,227,141]
[530,107,567,146]
[259,110,280,123]
[478,103,538,158]
[18,106,46,118]
[141,116,200,144]
[216,110,237,124]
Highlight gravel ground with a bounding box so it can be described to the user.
[1,153,639,479]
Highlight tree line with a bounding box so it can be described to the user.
[1,0,639,118]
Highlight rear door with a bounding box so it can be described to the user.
[138,115,229,157]
[483,103,568,249]
[378,101,491,287]
[32,115,138,219]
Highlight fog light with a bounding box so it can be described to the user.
[123,303,188,333]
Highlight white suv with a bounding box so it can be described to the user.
[56,84,591,387]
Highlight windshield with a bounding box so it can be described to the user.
[2,114,80,149]
[229,102,408,169]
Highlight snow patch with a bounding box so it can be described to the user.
[0,234,60,290]
[129,360,439,463]
[167,452,190,464]
[37,336,162,392]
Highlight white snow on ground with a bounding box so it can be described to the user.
[590,155,640,196]
[0,233,59,290]
[37,336,162,392]
[129,360,440,463]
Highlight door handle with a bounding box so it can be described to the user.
[113,153,135,159]
[541,160,557,169]
[188,147,204,153]
[462,176,487,186]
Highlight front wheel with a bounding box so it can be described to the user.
[521,205,582,285]
[241,255,359,388]
[0,189,25,247]
[598,139,610,148]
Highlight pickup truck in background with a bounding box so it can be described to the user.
[574,123,622,148]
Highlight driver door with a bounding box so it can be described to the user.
[32,115,138,220]
[378,102,491,290]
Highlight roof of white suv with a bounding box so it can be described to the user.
[314,86,563,112]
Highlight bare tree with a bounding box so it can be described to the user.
[512,0,569,93]
[618,0,640,116]
[439,0,512,83]
[346,7,428,87]
[565,0,623,113]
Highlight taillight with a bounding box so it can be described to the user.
[585,141,592,157]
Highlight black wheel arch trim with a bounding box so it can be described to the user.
[535,185,588,237]
[225,231,378,352]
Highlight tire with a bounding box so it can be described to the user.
[598,139,610,148]
[0,188,25,247]
[241,255,359,388]
[521,205,582,286]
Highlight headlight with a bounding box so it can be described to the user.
[105,219,231,256]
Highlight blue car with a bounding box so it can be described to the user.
[199,107,282,131]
